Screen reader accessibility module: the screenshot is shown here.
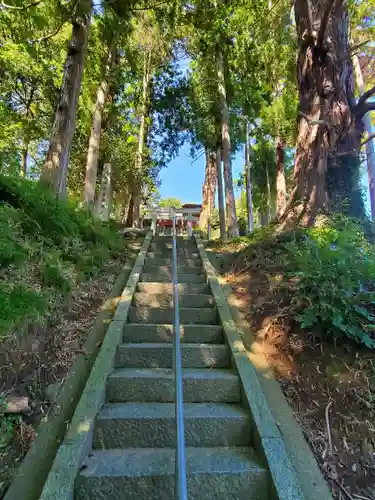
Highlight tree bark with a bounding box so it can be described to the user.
[200,149,217,233]
[293,0,364,222]
[132,184,142,228]
[39,0,92,198]
[95,163,112,221]
[352,53,375,220]
[83,48,113,210]
[245,124,254,233]
[276,136,287,218]
[266,162,272,221]
[120,190,131,224]
[20,140,28,177]
[126,195,134,227]
[217,49,239,237]
[216,146,226,239]
[131,49,152,228]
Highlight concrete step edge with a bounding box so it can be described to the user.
[77,446,265,477]
[115,343,229,368]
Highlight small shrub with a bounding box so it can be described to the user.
[41,252,75,293]
[284,217,375,348]
[0,283,49,336]
[0,205,29,267]
[0,415,19,449]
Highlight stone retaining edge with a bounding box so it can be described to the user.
[196,237,307,500]
[200,240,333,500]
[36,232,152,500]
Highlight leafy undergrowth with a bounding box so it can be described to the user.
[208,215,375,499]
[0,175,135,495]
[0,174,125,336]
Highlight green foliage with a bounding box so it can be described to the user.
[0,175,123,337]
[159,197,182,208]
[219,216,375,349]
[284,216,375,348]
[0,415,19,449]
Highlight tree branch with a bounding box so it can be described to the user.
[357,84,375,107]
[349,39,370,54]
[190,149,205,164]
[1,0,40,9]
[29,0,79,43]
[362,133,375,147]
[29,20,66,43]
[317,0,336,47]
[128,0,170,10]
[105,0,170,11]
[299,111,329,126]
[355,99,375,118]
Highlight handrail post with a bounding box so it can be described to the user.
[171,208,188,500]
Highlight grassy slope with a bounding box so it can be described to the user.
[0,175,132,494]
[0,174,124,337]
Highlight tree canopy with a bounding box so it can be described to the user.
[0,0,374,225]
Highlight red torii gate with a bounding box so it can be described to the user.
[157,204,201,232]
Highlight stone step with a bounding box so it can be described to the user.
[106,368,240,403]
[150,245,198,253]
[150,238,197,251]
[152,236,194,242]
[128,306,218,325]
[143,257,202,268]
[122,324,224,344]
[136,282,210,294]
[147,251,200,259]
[132,292,215,309]
[140,273,206,283]
[143,265,203,275]
[75,447,267,500]
[93,403,250,448]
[115,343,229,369]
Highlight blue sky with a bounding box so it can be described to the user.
[159,142,245,204]
[158,56,373,208]
[158,55,245,204]
[159,141,372,213]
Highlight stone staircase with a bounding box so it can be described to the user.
[75,236,268,499]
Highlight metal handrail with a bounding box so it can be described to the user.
[172,211,188,500]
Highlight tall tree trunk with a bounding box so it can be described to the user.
[352,53,375,220]
[245,122,254,233]
[83,48,113,209]
[95,163,112,221]
[126,195,134,227]
[293,0,364,223]
[217,49,239,237]
[39,0,92,198]
[20,140,28,177]
[132,185,142,228]
[260,211,269,227]
[216,146,226,239]
[276,136,287,218]
[132,50,152,228]
[200,149,217,232]
[120,190,131,224]
[266,162,272,221]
